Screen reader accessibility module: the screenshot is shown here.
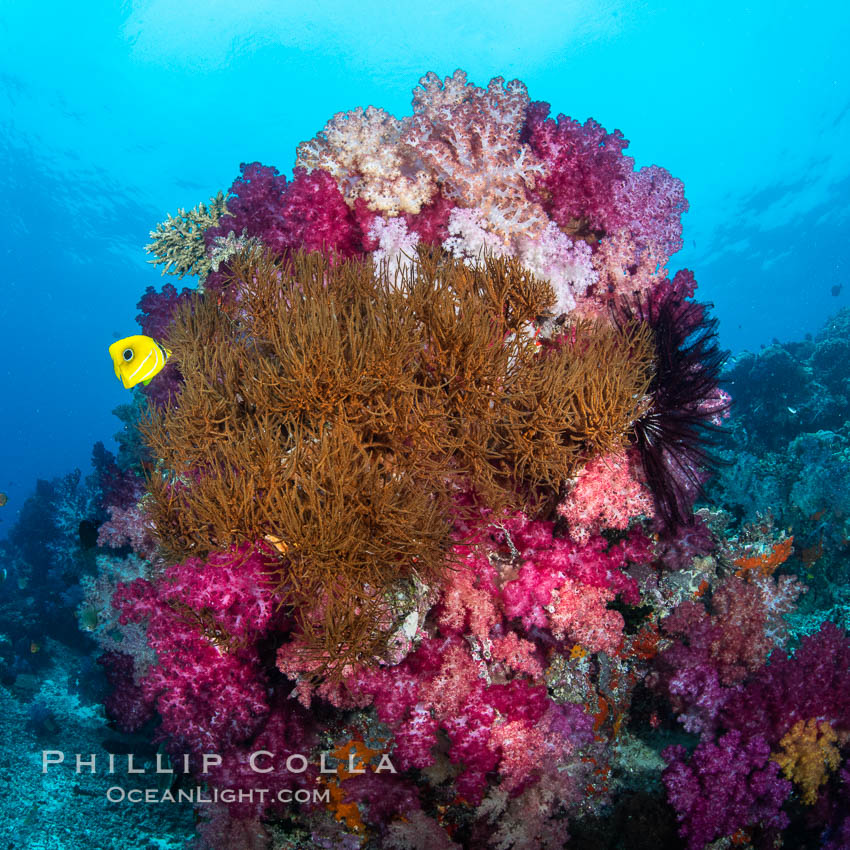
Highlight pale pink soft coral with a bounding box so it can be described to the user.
[97,504,159,560]
[418,641,483,719]
[296,105,434,216]
[488,720,548,792]
[403,70,548,244]
[443,206,510,262]
[515,222,598,314]
[547,578,623,655]
[557,451,655,544]
[574,230,667,319]
[444,210,596,315]
[369,215,420,279]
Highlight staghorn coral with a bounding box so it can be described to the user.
[140,247,653,672]
[146,191,228,282]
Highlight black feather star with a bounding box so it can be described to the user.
[619,283,730,533]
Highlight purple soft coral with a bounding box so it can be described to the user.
[205,163,364,264]
[663,731,791,849]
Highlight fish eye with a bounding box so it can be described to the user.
[123,348,134,362]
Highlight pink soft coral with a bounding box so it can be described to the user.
[523,104,633,234]
[557,451,655,545]
[205,163,363,267]
[111,544,282,752]
[403,70,548,244]
[547,578,623,655]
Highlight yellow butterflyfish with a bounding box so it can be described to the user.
[109,335,171,389]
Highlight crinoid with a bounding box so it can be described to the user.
[142,247,654,675]
[619,289,729,533]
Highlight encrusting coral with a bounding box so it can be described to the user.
[141,246,653,671]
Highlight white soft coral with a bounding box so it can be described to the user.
[296,105,434,216]
[369,216,420,280]
[516,222,598,315]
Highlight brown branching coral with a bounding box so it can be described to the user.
[141,247,654,674]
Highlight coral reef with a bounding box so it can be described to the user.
[85,69,770,848]
[709,307,850,610]
[10,69,850,849]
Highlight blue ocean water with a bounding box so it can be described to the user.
[1,4,850,849]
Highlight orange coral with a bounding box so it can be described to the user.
[772,718,841,805]
[319,737,389,834]
[734,536,794,579]
[629,622,661,660]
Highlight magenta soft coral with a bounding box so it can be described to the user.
[523,102,633,235]
[499,515,647,627]
[351,634,589,805]
[205,163,364,264]
[202,696,319,819]
[655,607,850,847]
[98,650,155,732]
[111,544,282,752]
[524,101,688,260]
[136,281,194,340]
[114,589,269,752]
[438,512,648,654]
[334,513,644,806]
